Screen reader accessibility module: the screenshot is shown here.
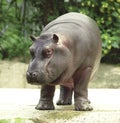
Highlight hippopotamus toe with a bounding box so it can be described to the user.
[75,98,93,111]
[56,98,72,105]
[35,100,55,110]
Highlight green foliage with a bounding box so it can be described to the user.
[66,0,120,56]
[0,27,31,60]
[0,32,30,59]
[0,0,31,60]
[0,26,31,60]
[0,0,119,62]
[0,118,28,123]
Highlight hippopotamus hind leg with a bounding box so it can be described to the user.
[74,67,93,111]
[56,85,73,105]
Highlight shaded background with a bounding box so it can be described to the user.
[0,0,120,88]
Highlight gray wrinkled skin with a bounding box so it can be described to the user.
[26,12,102,111]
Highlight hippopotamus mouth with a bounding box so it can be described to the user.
[26,71,64,85]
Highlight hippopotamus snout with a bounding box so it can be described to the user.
[26,68,51,85]
[26,71,39,84]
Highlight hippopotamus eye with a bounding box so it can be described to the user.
[42,48,53,58]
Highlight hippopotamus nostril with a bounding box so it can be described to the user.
[26,71,39,83]
[32,72,38,78]
[27,71,38,78]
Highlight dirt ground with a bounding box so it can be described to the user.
[0,88,120,123]
[0,60,120,88]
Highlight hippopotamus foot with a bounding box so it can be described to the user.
[57,85,73,105]
[35,100,55,110]
[75,97,93,111]
[36,85,55,110]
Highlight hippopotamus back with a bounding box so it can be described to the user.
[42,12,102,80]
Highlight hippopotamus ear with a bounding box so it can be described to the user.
[30,35,37,42]
[53,34,59,44]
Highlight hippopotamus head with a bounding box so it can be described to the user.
[26,33,72,85]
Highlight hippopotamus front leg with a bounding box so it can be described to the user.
[56,85,73,105]
[35,85,55,110]
[74,67,93,111]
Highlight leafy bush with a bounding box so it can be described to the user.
[0,27,31,60]
[66,0,120,56]
[0,0,32,61]
[0,0,120,62]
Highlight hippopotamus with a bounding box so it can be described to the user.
[26,12,102,111]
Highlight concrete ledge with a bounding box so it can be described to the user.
[0,88,120,123]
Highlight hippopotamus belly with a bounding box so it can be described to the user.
[26,12,102,111]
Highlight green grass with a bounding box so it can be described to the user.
[0,118,29,123]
